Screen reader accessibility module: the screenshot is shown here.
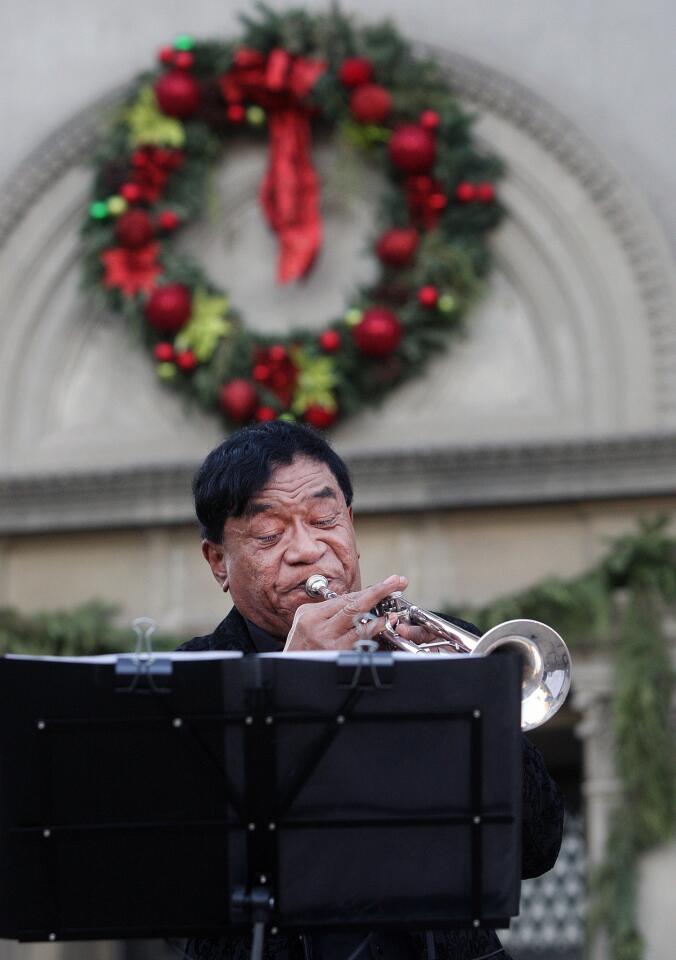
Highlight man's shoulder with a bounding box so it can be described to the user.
[176,606,254,653]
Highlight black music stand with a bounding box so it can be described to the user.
[0,647,523,951]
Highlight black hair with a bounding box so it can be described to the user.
[193,421,354,542]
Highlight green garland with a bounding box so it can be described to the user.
[81,3,503,429]
[0,602,178,657]
[460,517,676,960]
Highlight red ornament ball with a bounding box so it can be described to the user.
[153,342,175,362]
[304,405,338,429]
[319,330,341,352]
[158,46,175,66]
[417,285,439,308]
[419,110,440,131]
[253,364,271,382]
[157,210,180,231]
[375,227,419,268]
[145,284,192,333]
[154,70,200,118]
[389,125,436,174]
[255,406,277,422]
[176,350,198,371]
[455,182,477,203]
[268,344,287,363]
[227,104,246,123]
[115,210,154,249]
[120,182,143,204]
[352,307,403,358]
[219,379,258,423]
[350,84,392,124]
[476,182,496,203]
[339,57,373,88]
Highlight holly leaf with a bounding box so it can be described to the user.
[124,86,186,149]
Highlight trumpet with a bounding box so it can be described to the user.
[304,574,571,731]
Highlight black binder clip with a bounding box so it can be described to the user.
[337,617,394,690]
[115,617,173,694]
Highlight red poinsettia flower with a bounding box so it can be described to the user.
[101,243,162,296]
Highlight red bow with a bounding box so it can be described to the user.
[220,48,326,283]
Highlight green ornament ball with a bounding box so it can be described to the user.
[246,105,266,126]
[107,196,128,216]
[174,34,194,51]
[89,201,109,220]
[438,293,456,313]
[157,361,178,381]
[344,308,363,326]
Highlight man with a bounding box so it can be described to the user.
[182,421,564,960]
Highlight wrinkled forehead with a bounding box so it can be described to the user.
[244,456,343,517]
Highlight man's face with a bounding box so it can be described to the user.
[203,455,361,636]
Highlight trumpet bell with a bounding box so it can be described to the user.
[473,619,572,731]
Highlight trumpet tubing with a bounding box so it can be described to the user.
[304,574,571,731]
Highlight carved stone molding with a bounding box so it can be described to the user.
[1,431,676,534]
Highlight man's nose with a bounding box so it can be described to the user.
[285,523,325,564]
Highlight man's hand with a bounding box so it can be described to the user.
[284,575,408,652]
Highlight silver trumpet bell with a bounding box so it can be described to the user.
[304,575,572,731]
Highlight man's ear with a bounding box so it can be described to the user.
[202,540,229,593]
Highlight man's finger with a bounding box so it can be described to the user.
[338,575,408,621]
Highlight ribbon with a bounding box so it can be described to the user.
[220,48,326,283]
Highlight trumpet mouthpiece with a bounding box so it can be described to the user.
[305,574,330,598]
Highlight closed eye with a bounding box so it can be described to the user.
[257,533,281,544]
[314,516,337,526]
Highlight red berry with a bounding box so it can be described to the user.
[255,406,277,422]
[339,57,373,88]
[417,285,439,308]
[476,182,496,203]
[319,330,341,352]
[158,210,180,231]
[427,192,447,211]
[158,46,175,66]
[227,104,246,123]
[131,151,150,168]
[233,48,266,69]
[120,182,143,203]
[304,405,338,429]
[268,344,287,363]
[174,51,194,70]
[115,209,154,249]
[253,364,270,382]
[455,182,477,203]
[419,110,440,131]
[176,350,198,371]
[408,175,433,193]
[153,342,175,362]
[350,84,392,124]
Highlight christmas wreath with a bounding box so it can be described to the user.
[82,5,504,428]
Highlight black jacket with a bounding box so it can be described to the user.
[179,608,564,960]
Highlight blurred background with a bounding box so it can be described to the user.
[0,2,675,959]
